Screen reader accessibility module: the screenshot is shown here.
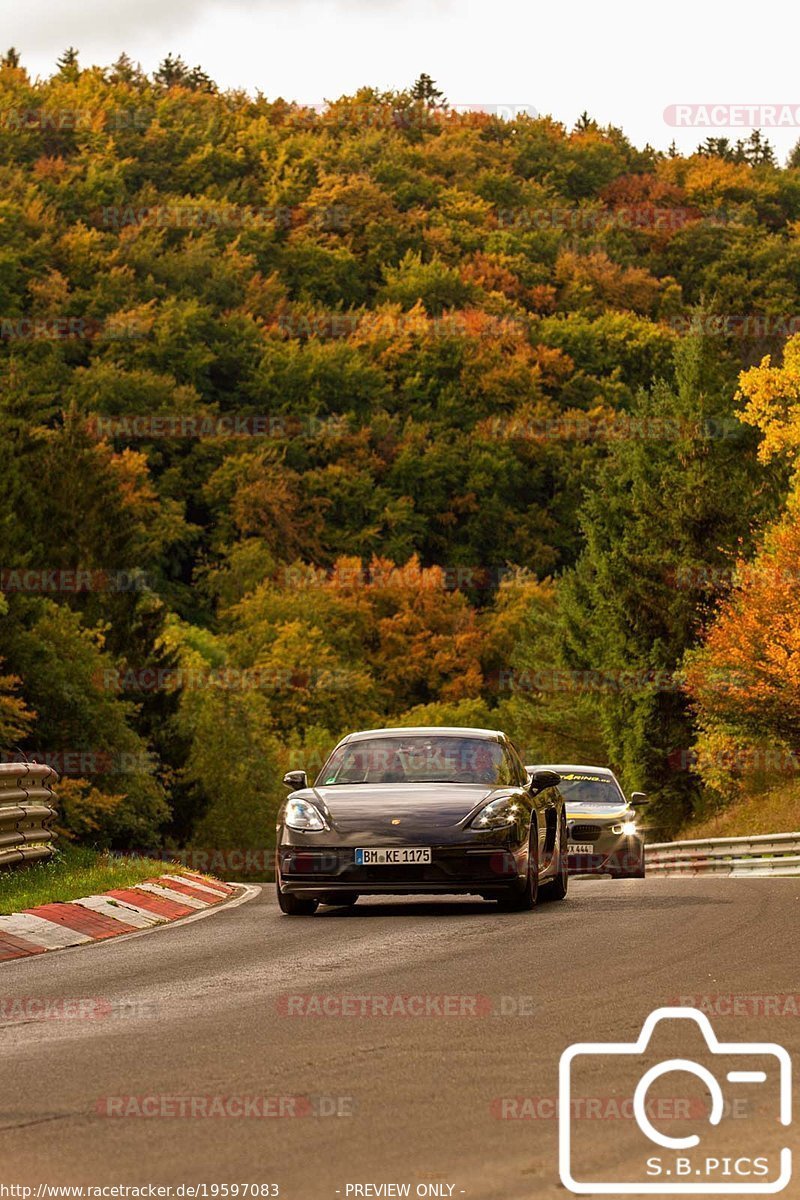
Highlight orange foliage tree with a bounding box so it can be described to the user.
[683,335,800,792]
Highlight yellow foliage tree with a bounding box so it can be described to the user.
[738,334,800,463]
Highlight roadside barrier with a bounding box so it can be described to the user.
[646,832,800,876]
[0,762,59,868]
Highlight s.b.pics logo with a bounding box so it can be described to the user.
[559,1008,792,1194]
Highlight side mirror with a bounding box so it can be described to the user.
[283,769,308,791]
[529,769,561,793]
[630,791,647,807]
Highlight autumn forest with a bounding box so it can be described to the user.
[2,51,800,852]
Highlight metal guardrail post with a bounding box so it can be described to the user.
[0,762,59,868]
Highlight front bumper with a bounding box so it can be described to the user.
[566,827,644,876]
[277,844,526,896]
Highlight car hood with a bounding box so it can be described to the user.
[566,801,631,821]
[298,783,499,832]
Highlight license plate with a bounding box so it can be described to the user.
[568,843,594,854]
[355,847,432,865]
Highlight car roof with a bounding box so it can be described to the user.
[342,726,504,743]
[527,763,618,778]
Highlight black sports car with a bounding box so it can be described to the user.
[275,725,568,915]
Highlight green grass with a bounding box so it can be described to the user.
[0,845,183,915]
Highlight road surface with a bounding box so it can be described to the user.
[1,879,799,1199]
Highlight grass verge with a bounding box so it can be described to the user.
[0,845,182,915]
[681,780,800,840]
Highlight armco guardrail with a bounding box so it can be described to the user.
[646,832,800,877]
[0,762,59,868]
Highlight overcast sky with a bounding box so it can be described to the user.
[4,0,800,161]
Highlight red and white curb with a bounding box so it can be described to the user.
[0,872,237,962]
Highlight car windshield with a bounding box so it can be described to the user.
[557,773,624,805]
[317,735,510,786]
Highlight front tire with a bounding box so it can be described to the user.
[276,880,319,915]
[540,810,569,902]
[496,824,539,911]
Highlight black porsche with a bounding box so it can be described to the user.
[275,725,568,915]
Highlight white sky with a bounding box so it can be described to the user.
[4,0,800,161]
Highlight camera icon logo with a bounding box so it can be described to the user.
[559,1007,792,1194]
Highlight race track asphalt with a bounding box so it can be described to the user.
[2,878,798,1199]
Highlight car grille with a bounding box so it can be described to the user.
[280,848,512,884]
[569,823,602,842]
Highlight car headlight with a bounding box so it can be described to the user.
[621,820,637,836]
[284,797,327,832]
[470,797,521,829]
